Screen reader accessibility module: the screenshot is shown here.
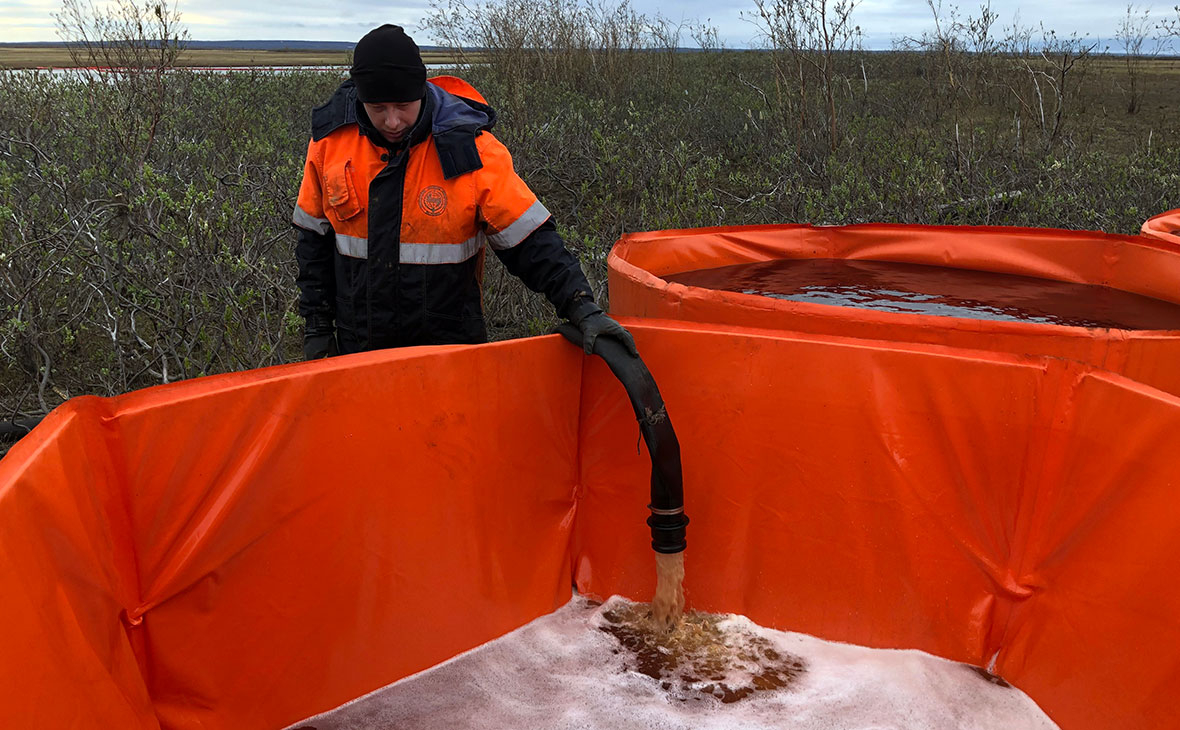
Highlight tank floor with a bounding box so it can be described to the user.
[287,596,1057,730]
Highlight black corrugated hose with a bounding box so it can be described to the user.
[0,417,42,441]
[557,324,688,554]
[0,417,44,456]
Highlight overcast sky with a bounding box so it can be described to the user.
[4,0,1178,50]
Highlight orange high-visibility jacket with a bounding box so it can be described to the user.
[292,77,592,351]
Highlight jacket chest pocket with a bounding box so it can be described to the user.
[325,159,364,221]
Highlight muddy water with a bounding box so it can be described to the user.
[598,601,805,704]
[651,552,685,629]
[665,258,1180,330]
[288,596,1059,730]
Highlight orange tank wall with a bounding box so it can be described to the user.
[576,320,1180,730]
[2,324,1179,730]
[1141,208,1180,247]
[1,339,583,730]
[608,223,1180,397]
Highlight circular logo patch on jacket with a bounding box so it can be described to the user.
[418,186,447,217]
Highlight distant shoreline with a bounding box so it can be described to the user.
[0,40,358,50]
[0,48,472,70]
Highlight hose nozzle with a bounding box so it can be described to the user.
[647,505,689,554]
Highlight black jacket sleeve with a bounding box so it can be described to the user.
[492,217,595,318]
[294,225,336,320]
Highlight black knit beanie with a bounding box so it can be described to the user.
[350,25,427,103]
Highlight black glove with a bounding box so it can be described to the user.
[303,314,338,360]
[566,297,638,357]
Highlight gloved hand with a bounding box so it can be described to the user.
[566,297,638,357]
[303,313,338,360]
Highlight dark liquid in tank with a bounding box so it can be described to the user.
[665,259,1180,330]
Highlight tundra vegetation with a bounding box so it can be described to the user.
[1,0,1178,442]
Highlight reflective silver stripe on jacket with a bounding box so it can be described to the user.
[400,234,484,265]
[486,200,551,251]
[292,206,331,235]
[336,233,368,259]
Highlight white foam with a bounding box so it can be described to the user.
[289,596,1059,730]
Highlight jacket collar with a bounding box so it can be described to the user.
[310,79,358,141]
[426,83,496,179]
[310,79,498,179]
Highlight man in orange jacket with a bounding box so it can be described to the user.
[293,24,636,359]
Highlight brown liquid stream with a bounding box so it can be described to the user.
[651,551,685,630]
[666,258,1180,330]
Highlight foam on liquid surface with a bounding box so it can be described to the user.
[289,596,1058,730]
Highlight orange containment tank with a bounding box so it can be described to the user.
[2,323,1179,730]
[608,222,1180,397]
[1141,208,1180,247]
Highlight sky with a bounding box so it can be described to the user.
[3,0,1178,51]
